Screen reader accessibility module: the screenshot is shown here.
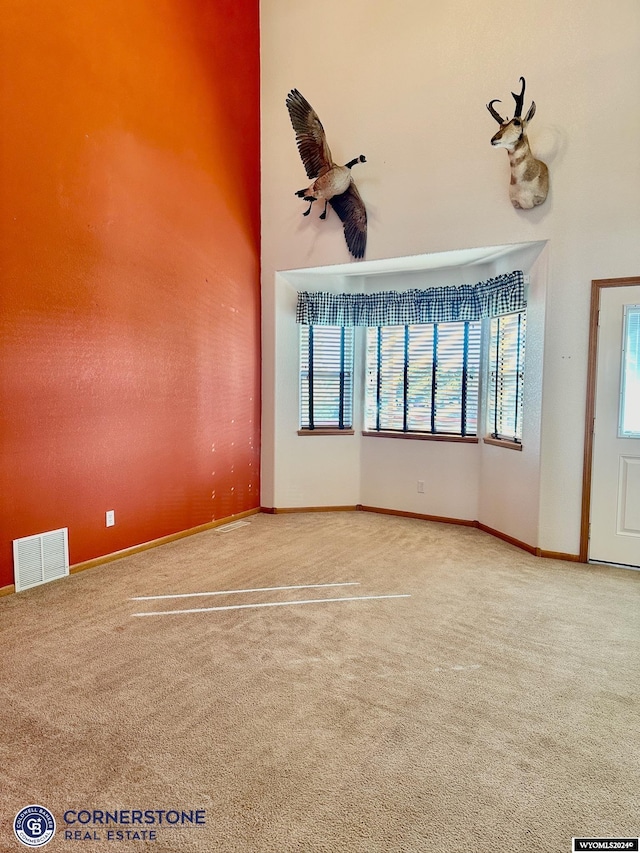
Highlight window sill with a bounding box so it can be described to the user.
[362,431,478,444]
[298,429,355,436]
[483,436,523,451]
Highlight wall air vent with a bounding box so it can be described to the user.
[13,528,69,592]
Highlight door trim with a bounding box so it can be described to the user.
[581,276,640,562]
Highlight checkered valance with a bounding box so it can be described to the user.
[296,270,526,326]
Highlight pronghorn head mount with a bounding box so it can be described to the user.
[487,77,549,209]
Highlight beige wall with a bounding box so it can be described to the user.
[261,0,640,554]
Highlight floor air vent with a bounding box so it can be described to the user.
[215,520,251,533]
[13,528,69,592]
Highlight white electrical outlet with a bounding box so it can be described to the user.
[105,510,115,527]
[417,480,425,494]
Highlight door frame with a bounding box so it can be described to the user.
[580,276,640,562]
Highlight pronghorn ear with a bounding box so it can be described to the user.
[525,101,537,122]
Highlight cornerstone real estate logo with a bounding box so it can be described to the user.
[12,805,207,845]
[13,806,56,847]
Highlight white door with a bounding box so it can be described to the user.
[590,284,640,567]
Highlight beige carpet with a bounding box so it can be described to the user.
[1,511,638,852]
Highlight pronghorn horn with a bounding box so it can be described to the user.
[487,99,505,124]
[511,77,526,118]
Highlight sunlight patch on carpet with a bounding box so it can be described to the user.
[131,582,361,601]
[132,593,411,617]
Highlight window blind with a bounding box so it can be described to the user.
[620,305,640,437]
[487,312,526,442]
[300,326,354,430]
[365,321,481,436]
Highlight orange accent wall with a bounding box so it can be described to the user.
[0,0,260,588]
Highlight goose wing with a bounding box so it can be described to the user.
[286,89,333,179]
[329,182,367,259]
